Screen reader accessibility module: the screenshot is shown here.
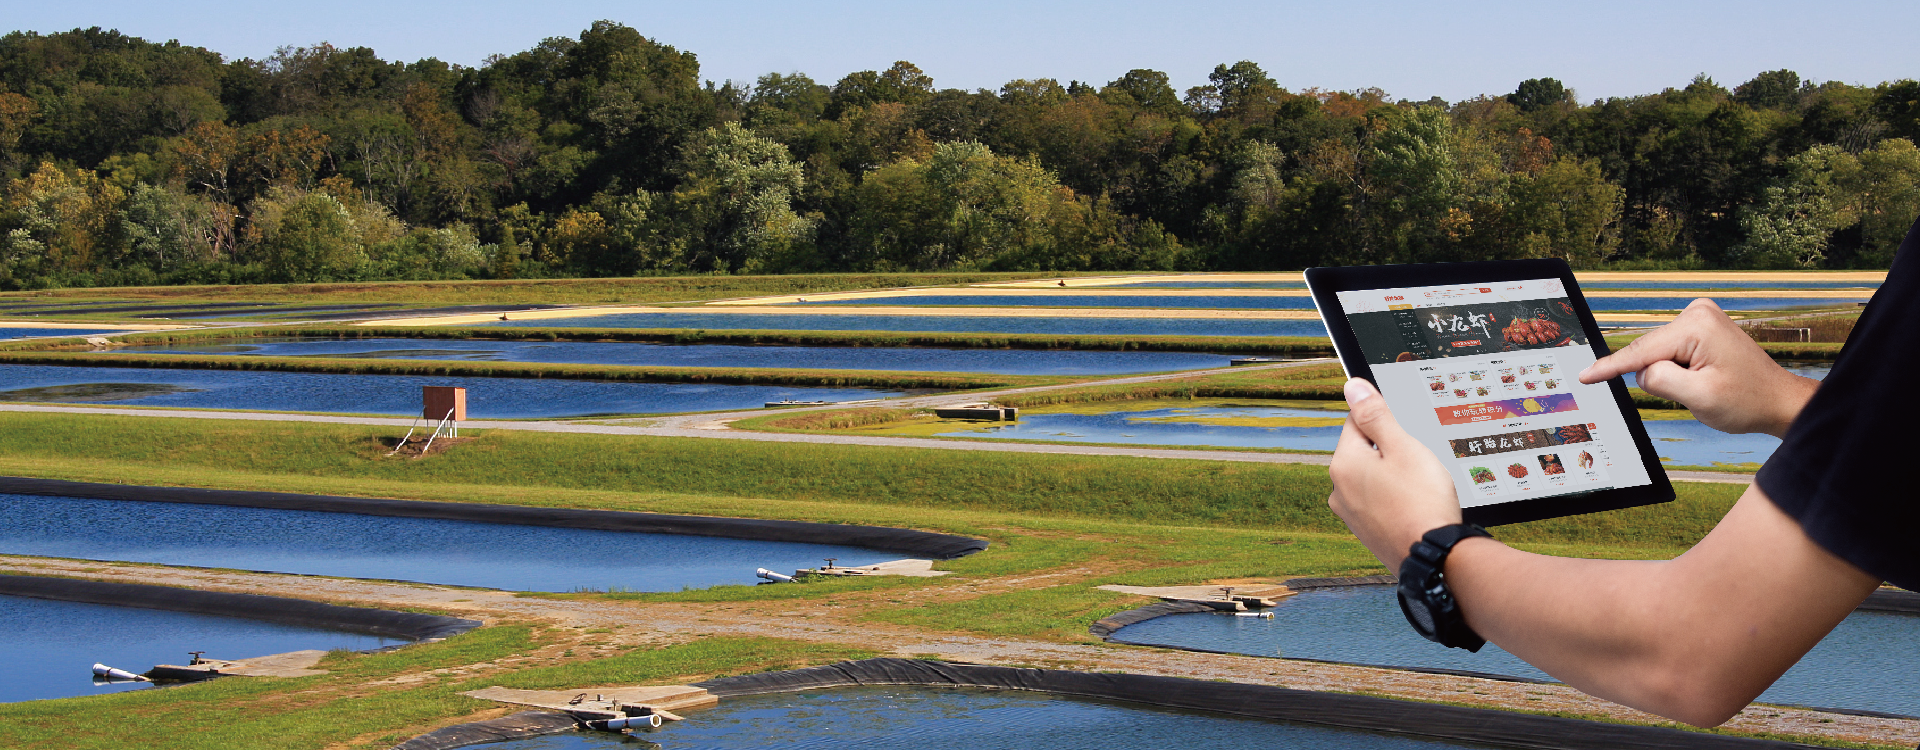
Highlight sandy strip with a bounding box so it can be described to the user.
[376,305,1676,327]
[714,289,1872,304]
[0,321,188,330]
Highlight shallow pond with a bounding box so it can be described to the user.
[939,404,1344,451]
[497,686,1495,750]
[486,313,1332,338]
[780,295,1868,312]
[0,494,894,592]
[1098,279,1880,291]
[113,338,1248,376]
[0,593,397,702]
[1110,586,1920,717]
[0,327,129,341]
[0,364,898,418]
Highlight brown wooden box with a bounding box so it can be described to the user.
[423,386,467,421]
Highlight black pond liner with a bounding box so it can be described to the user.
[0,477,988,560]
[0,574,479,641]
[1094,577,1920,720]
[391,658,1819,750]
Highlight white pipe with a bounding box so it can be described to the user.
[603,714,663,730]
[1233,611,1274,618]
[92,663,149,681]
[756,568,795,583]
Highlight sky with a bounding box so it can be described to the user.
[12,1,1918,103]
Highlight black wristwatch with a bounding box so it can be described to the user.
[1397,523,1492,652]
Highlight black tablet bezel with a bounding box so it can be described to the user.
[1305,259,1675,527]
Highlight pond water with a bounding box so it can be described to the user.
[0,494,893,592]
[0,327,129,340]
[487,313,1332,338]
[0,593,397,703]
[1645,420,1781,468]
[112,338,1246,376]
[1110,586,1920,717]
[0,364,898,418]
[939,405,1344,451]
[497,686,1495,750]
[1099,279,1880,291]
[779,295,1869,312]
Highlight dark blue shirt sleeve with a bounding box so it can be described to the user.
[1755,214,1920,591]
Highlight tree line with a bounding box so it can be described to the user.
[1,21,1916,289]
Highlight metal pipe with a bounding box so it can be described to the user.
[756,568,795,583]
[602,714,663,730]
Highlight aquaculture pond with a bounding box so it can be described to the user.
[780,295,1869,312]
[0,593,397,703]
[0,327,128,341]
[938,403,1344,451]
[494,686,1499,750]
[486,312,1332,338]
[0,364,899,418]
[0,494,894,592]
[113,338,1249,376]
[1110,586,1920,717]
[1099,279,1881,291]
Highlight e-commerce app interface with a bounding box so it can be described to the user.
[1334,279,1652,508]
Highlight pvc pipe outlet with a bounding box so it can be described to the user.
[756,568,796,583]
[1233,611,1275,618]
[92,663,148,681]
[603,714,663,730]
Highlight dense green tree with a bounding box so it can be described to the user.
[1507,78,1572,112]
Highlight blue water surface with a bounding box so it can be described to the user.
[0,327,128,340]
[1099,279,1879,291]
[486,313,1331,338]
[775,295,1867,312]
[0,364,898,417]
[114,338,1247,376]
[497,686,1495,750]
[1111,586,1920,717]
[941,406,1343,451]
[0,593,397,702]
[0,494,893,592]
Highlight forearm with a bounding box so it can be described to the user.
[1761,374,1821,439]
[1444,486,1876,726]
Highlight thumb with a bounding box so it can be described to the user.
[1342,378,1418,453]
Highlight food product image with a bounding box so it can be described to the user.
[1538,364,1554,374]
[1475,386,1490,396]
[1507,463,1528,478]
[1524,381,1538,390]
[1538,454,1567,475]
[1454,389,1468,398]
[1396,351,1421,362]
[1430,381,1445,391]
[1500,374,1517,384]
[1501,315,1563,346]
[1469,466,1497,484]
[1469,371,1485,381]
[1554,424,1592,443]
[1578,451,1595,469]
[1545,379,1559,389]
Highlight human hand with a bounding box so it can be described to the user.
[1578,299,1818,438]
[1328,378,1462,571]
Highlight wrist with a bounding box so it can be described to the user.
[1765,374,1820,439]
[1397,523,1492,651]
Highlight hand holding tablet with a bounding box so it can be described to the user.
[1307,259,1674,526]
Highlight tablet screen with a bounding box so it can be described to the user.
[1334,278,1654,508]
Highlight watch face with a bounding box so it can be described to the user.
[1398,586,1438,637]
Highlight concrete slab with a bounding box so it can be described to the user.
[463,684,717,720]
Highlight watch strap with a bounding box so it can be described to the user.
[1398,523,1492,652]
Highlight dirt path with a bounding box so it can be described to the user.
[3,555,1905,747]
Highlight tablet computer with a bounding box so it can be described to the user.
[1305,259,1674,526]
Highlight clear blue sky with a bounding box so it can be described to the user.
[15,1,1918,102]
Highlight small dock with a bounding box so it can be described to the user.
[463,684,717,721]
[1098,583,1294,611]
[146,649,331,682]
[933,404,1018,421]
